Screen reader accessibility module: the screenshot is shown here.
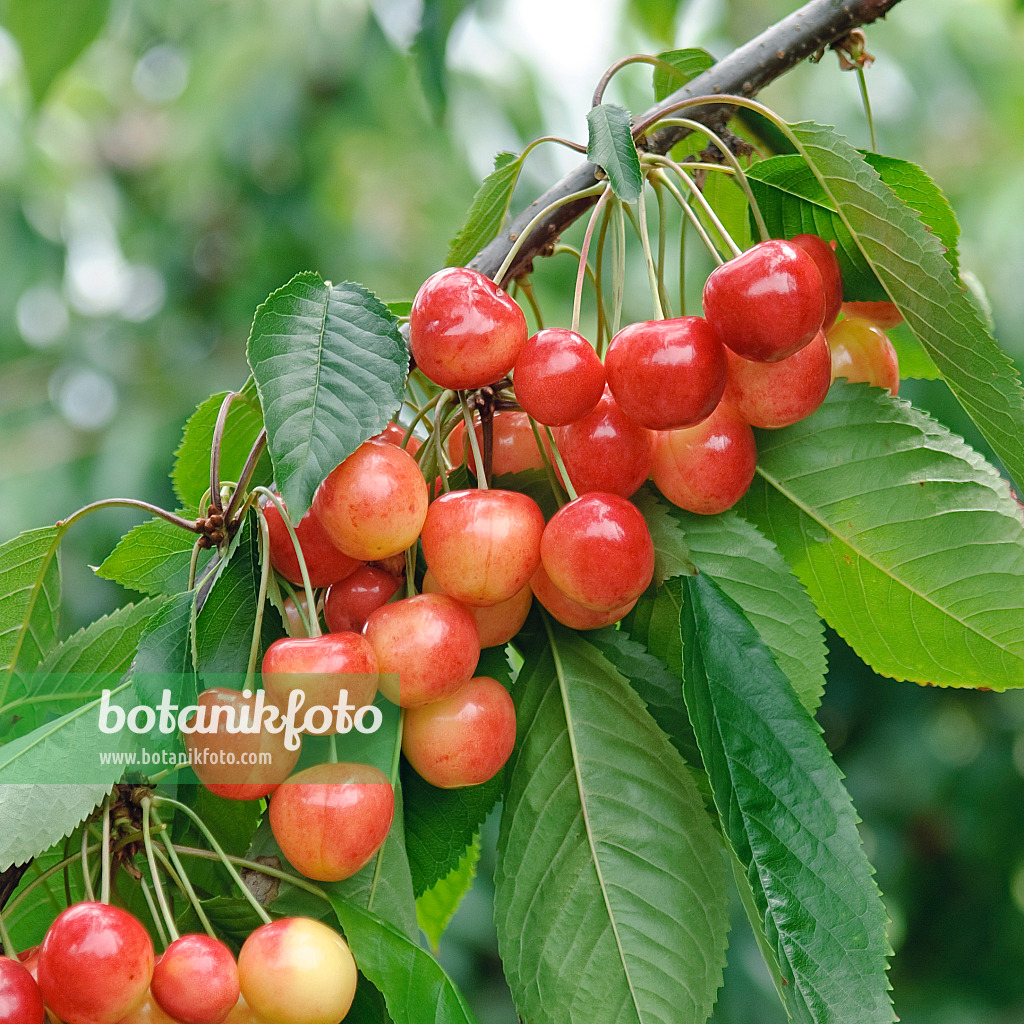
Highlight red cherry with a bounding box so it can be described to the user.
[269,762,395,882]
[261,500,361,589]
[840,300,903,329]
[554,389,655,498]
[38,903,155,1024]
[364,594,481,708]
[447,411,551,477]
[410,267,527,389]
[512,328,605,426]
[370,422,420,454]
[604,317,727,430]
[420,489,544,607]
[702,239,826,361]
[151,935,239,1024]
[262,633,379,725]
[402,676,516,788]
[530,563,636,630]
[312,440,428,561]
[324,565,403,634]
[789,234,843,330]
[723,330,832,429]
[828,317,901,394]
[540,493,654,611]
[422,569,532,648]
[652,402,757,515]
[0,956,44,1024]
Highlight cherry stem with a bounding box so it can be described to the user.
[553,246,610,344]
[225,428,268,526]
[593,200,613,350]
[2,846,98,922]
[187,536,204,591]
[591,53,693,108]
[100,794,112,905]
[328,734,339,764]
[138,875,170,949]
[526,415,566,508]
[0,902,15,957]
[429,391,457,494]
[56,498,202,535]
[679,196,688,315]
[521,134,588,157]
[515,277,545,332]
[543,426,578,501]
[611,200,626,345]
[571,187,612,337]
[81,827,96,902]
[246,513,273,689]
[857,66,878,153]
[141,798,179,940]
[172,846,329,903]
[209,392,242,515]
[366,710,405,912]
[149,806,216,939]
[649,154,741,258]
[653,176,673,318]
[152,795,273,926]
[649,167,726,265]
[459,393,488,488]
[636,184,665,320]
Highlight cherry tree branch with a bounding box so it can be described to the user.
[469,0,907,284]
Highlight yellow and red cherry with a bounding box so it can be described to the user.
[114,991,180,1023]
[447,411,550,477]
[261,500,361,589]
[151,935,239,1024]
[840,300,903,329]
[789,233,843,330]
[529,563,637,631]
[324,565,403,634]
[827,317,900,394]
[422,569,532,648]
[513,328,606,426]
[0,956,45,1024]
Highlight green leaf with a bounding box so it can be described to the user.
[587,103,643,204]
[634,488,696,582]
[130,591,197,729]
[331,900,480,1024]
[682,572,893,1024]
[413,0,474,119]
[652,47,715,103]
[5,0,110,104]
[741,383,1024,687]
[885,322,941,382]
[446,151,524,268]
[96,518,211,598]
[416,835,480,950]
[247,272,409,518]
[495,621,729,1024]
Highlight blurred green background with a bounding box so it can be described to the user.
[2,0,1024,1020]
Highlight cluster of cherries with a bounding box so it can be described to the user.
[0,903,356,1023]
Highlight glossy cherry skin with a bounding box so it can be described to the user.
[183,688,301,801]
[789,234,843,330]
[840,300,903,329]
[513,328,606,426]
[410,267,528,389]
[262,633,379,724]
[371,422,420,453]
[447,411,550,478]
[605,317,727,430]
[151,935,239,1024]
[554,389,655,498]
[270,762,395,882]
[827,317,900,394]
[652,403,757,515]
[261,500,361,589]
[312,440,428,561]
[238,918,357,1024]
[38,903,155,1024]
[402,676,516,788]
[723,330,832,429]
[420,489,544,606]
[0,956,44,1024]
[422,569,532,648]
[702,239,825,361]
[364,594,481,707]
[540,493,655,611]
[529,564,637,630]
[324,565,403,634]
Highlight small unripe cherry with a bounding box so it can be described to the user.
[789,234,843,330]
[422,569,532,647]
[447,411,550,477]
[529,563,637,631]
[840,300,903,329]
[513,328,606,426]
[827,317,900,394]
[261,500,361,589]
[324,565,403,634]
[150,935,239,1024]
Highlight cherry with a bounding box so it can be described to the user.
[183,688,300,801]
[324,565,403,634]
[604,316,727,430]
[151,934,239,1024]
[540,493,654,611]
[38,903,155,1024]
[840,300,903,329]
[420,489,544,606]
[238,918,357,1024]
[529,563,637,630]
[447,411,550,477]
[115,992,179,1024]
[554,389,655,498]
[281,592,311,637]
[220,995,263,1024]
[410,267,528,390]
[723,329,832,429]
[262,633,379,725]
[789,233,843,330]
[261,499,361,589]
[312,440,428,561]
[370,422,420,454]
[652,402,757,515]
[402,676,516,788]
[702,239,825,361]
[0,956,44,1024]
[827,317,900,394]
[364,594,481,708]
[269,762,394,882]
[512,328,605,426]
[422,569,532,648]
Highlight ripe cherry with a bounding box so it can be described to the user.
[410,267,527,390]
[370,421,419,453]
[513,328,605,426]
[262,633,379,724]
[529,563,637,630]
[447,411,550,477]
[604,316,727,430]
[183,688,301,801]
[422,569,532,648]
[840,300,903,329]
[151,934,239,1024]
[312,440,428,561]
[38,903,155,1024]
[364,594,481,707]
[652,402,757,515]
[324,565,403,634]
[723,330,832,429]
[402,676,516,788]
[261,499,361,590]
[789,234,843,330]
[0,956,44,1024]
[827,317,900,394]
[554,389,655,499]
[220,995,263,1024]
[540,493,654,611]
[269,762,395,882]
[420,489,544,606]
[702,239,825,361]
[238,918,357,1024]
[114,991,180,1023]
